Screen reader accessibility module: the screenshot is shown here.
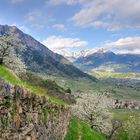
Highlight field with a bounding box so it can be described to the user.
[48,72,140,140]
[113,109,140,121]
[89,71,140,79]
[46,75,140,100]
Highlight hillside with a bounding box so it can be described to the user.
[0,66,106,139]
[0,66,71,139]
[74,51,140,73]
[20,72,75,104]
[0,66,67,105]
[0,24,96,81]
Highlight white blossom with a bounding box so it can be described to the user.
[72,92,113,135]
[0,35,26,73]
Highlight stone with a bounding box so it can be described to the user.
[0,78,71,139]
[25,136,32,140]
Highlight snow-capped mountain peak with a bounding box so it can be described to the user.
[55,48,109,62]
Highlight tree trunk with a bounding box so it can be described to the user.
[108,131,114,140]
[0,58,3,65]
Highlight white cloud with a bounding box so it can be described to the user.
[71,0,140,31]
[11,0,24,4]
[25,10,55,31]
[104,36,140,54]
[31,24,45,30]
[48,0,88,5]
[25,11,42,23]
[42,35,88,52]
[52,24,66,31]
[48,0,140,30]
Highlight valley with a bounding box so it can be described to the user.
[0,24,139,140]
[47,71,140,140]
[1,0,140,139]
[47,75,140,100]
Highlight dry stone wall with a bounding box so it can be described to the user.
[0,78,70,140]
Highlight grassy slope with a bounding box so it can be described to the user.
[0,66,66,105]
[20,72,75,104]
[65,117,106,140]
[0,66,106,139]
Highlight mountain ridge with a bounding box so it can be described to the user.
[74,50,140,73]
[58,48,140,62]
[0,24,97,81]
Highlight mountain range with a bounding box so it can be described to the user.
[1,24,139,78]
[58,49,103,62]
[0,25,96,81]
[73,50,140,73]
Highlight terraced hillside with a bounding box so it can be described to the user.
[0,66,106,140]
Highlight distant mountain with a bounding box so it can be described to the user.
[57,49,103,62]
[74,50,140,73]
[0,25,97,81]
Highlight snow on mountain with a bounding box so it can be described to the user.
[56,48,108,62]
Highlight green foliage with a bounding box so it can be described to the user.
[117,130,128,140]
[3,96,11,107]
[0,66,20,84]
[21,72,75,104]
[0,66,66,105]
[2,116,10,129]
[44,79,60,90]
[65,117,106,140]
[124,115,140,140]
[42,109,48,125]
[65,87,71,94]
[48,75,140,100]
[113,110,140,140]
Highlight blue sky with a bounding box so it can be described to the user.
[0,0,140,54]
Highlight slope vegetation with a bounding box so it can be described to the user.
[0,66,66,105]
[65,117,106,140]
[0,66,106,140]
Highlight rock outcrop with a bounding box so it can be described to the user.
[0,78,70,140]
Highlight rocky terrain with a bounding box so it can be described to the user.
[0,78,70,140]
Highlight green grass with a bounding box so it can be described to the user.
[47,75,140,100]
[0,66,66,105]
[0,66,20,83]
[113,109,140,140]
[65,117,106,140]
[113,109,140,121]
[89,71,140,79]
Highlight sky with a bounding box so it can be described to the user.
[0,0,140,55]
